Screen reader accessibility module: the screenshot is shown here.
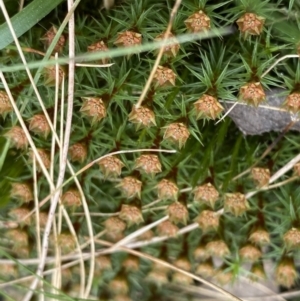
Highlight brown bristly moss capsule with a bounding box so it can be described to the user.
[153,65,176,87]
[0,90,12,116]
[283,228,300,249]
[205,240,230,258]
[119,204,144,227]
[251,167,270,188]
[87,40,109,64]
[276,257,298,288]
[29,114,51,138]
[293,162,300,176]
[80,97,107,124]
[249,262,266,282]
[109,276,129,295]
[122,255,139,272]
[163,122,190,149]
[128,106,156,130]
[193,244,210,262]
[167,201,189,225]
[184,10,211,33]
[283,92,300,113]
[9,207,31,226]
[29,148,51,170]
[5,229,28,247]
[68,142,88,163]
[40,26,65,53]
[195,260,215,278]
[10,182,33,203]
[114,30,142,48]
[248,227,270,246]
[43,65,65,87]
[156,179,179,201]
[236,13,265,36]
[103,216,126,233]
[224,192,249,217]
[62,189,81,207]
[5,126,28,150]
[239,82,266,107]
[172,272,193,285]
[134,154,162,177]
[195,210,219,232]
[239,244,262,262]
[98,155,124,178]
[116,176,142,199]
[154,32,179,57]
[193,182,219,208]
[57,233,76,254]
[156,220,178,237]
[193,94,224,120]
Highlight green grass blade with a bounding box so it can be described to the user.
[0,0,64,50]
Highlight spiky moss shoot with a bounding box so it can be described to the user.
[156,220,178,237]
[156,179,179,201]
[108,276,129,295]
[236,13,265,36]
[167,201,189,225]
[163,122,190,149]
[215,268,234,286]
[87,40,109,64]
[276,257,298,288]
[5,229,28,247]
[116,176,142,199]
[205,240,230,258]
[195,260,215,278]
[154,32,180,57]
[40,26,65,54]
[134,154,162,177]
[122,255,139,272]
[283,228,300,249]
[153,65,176,87]
[98,155,124,178]
[293,162,300,176]
[119,204,144,227]
[172,272,193,285]
[28,114,50,138]
[128,106,156,130]
[43,65,65,86]
[239,82,266,107]
[0,90,12,116]
[283,92,300,113]
[10,182,33,203]
[9,207,31,226]
[195,210,220,232]
[193,94,224,120]
[248,227,270,246]
[251,167,270,188]
[193,182,219,208]
[114,31,142,48]
[56,233,76,254]
[68,142,88,163]
[5,126,28,150]
[249,262,266,282]
[80,97,107,124]
[193,245,210,262]
[62,189,81,207]
[184,10,211,33]
[224,192,249,217]
[29,148,51,170]
[239,244,262,262]
[103,216,126,234]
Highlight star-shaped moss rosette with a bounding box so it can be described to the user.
[156,220,179,237]
[116,176,142,199]
[162,122,190,149]
[193,182,219,208]
[251,167,270,188]
[134,154,162,177]
[156,179,179,201]
[184,10,211,33]
[236,12,265,36]
[40,26,65,54]
[5,126,28,150]
[276,257,298,288]
[68,142,88,163]
[87,40,109,64]
[195,210,220,232]
[167,201,189,225]
[0,90,12,116]
[153,65,177,87]
[128,106,156,130]
[119,204,144,227]
[29,114,51,138]
[224,192,249,217]
[62,189,82,207]
[283,228,300,249]
[80,97,107,124]
[283,92,300,113]
[154,32,180,57]
[10,183,33,203]
[193,94,224,120]
[239,82,266,107]
[98,155,124,178]
[239,244,262,262]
